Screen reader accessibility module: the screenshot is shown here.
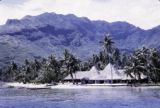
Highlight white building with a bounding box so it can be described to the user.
[65,63,133,84]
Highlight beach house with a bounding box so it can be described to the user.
[64,63,134,84]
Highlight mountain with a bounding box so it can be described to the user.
[0,12,160,66]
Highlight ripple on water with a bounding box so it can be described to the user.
[0,87,160,108]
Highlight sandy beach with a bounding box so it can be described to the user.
[2,82,160,90]
[2,82,50,89]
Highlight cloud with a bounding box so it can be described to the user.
[0,0,160,29]
[0,0,27,5]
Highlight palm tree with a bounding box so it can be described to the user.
[100,33,114,83]
[62,49,80,84]
[100,34,114,55]
[134,47,159,83]
[112,48,121,68]
[91,54,99,67]
[22,59,37,83]
[10,62,18,80]
[125,47,151,82]
[148,48,160,83]
[125,55,145,80]
[0,61,19,81]
[48,55,61,82]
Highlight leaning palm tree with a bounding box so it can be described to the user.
[100,33,114,83]
[125,56,144,80]
[125,48,150,82]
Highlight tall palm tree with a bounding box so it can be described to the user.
[100,33,114,83]
[100,34,114,58]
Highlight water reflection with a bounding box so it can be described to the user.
[0,87,160,108]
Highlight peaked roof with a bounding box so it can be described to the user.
[65,66,99,80]
[88,66,100,80]
[96,63,121,80]
[90,66,98,73]
[103,63,115,72]
[65,64,134,80]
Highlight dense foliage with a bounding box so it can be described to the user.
[0,34,160,83]
[125,47,160,83]
[0,50,80,84]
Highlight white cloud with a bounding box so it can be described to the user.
[0,0,160,29]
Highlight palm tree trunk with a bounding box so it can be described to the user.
[69,68,74,84]
[107,47,113,84]
[104,46,113,84]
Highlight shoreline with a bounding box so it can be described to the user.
[1,82,160,89]
[2,82,50,89]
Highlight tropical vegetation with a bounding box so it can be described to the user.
[0,34,160,84]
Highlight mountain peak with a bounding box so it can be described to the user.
[0,12,160,67]
[6,19,21,25]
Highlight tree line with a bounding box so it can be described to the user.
[0,49,80,83]
[0,34,160,83]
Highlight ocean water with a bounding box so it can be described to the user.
[0,87,160,108]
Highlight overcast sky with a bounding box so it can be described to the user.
[0,0,160,29]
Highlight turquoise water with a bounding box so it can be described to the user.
[0,87,160,108]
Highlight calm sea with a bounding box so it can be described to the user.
[0,86,160,108]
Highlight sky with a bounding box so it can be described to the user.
[0,0,160,29]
